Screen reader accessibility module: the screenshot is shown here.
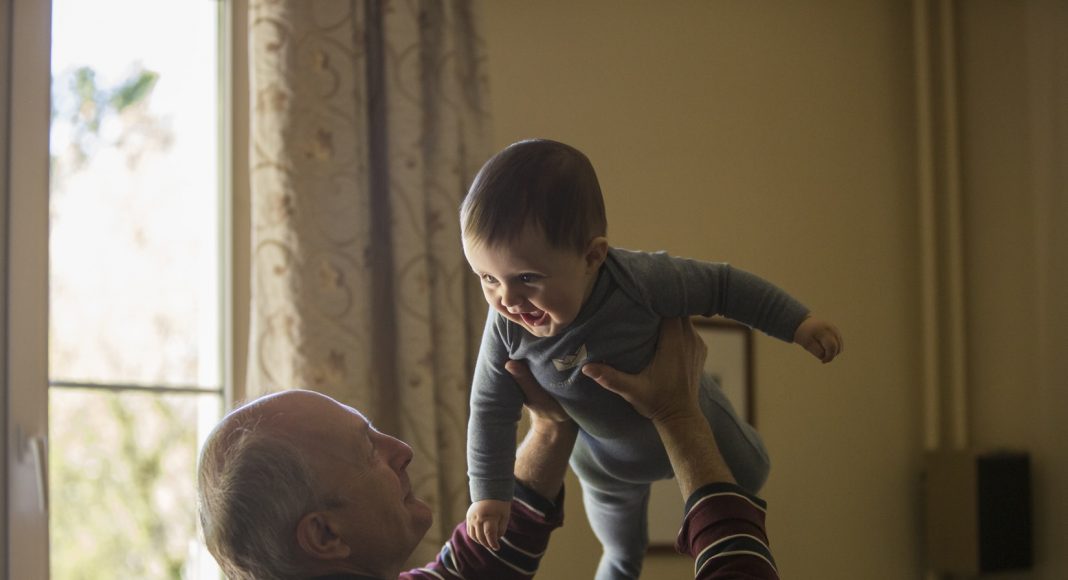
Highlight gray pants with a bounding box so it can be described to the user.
[570,374,770,580]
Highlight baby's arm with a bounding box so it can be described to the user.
[466,313,525,548]
[623,251,845,361]
[625,251,809,342]
[467,359,578,552]
[793,315,844,363]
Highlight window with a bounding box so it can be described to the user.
[47,0,229,578]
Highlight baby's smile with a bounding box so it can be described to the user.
[518,309,548,326]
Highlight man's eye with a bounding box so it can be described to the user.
[518,273,540,283]
[481,274,498,285]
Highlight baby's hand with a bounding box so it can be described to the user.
[466,499,511,551]
[793,316,844,363]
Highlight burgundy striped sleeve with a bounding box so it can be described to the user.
[403,482,564,580]
[676,482,780,580]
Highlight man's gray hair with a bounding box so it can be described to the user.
[197,414,338,580]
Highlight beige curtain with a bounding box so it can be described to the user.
[246,0,488,563]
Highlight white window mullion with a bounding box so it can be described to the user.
[1,0,9,571]
[5,0,53,578]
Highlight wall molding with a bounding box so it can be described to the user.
[913,0,970,454]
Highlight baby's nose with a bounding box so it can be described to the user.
[500,287,524,308]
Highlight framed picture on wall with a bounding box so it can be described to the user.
[646,316,755,551]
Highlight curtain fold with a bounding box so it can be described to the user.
[247,0,489,563]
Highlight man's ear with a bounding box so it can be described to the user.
[295,511,351,561]
[584,236,609,272]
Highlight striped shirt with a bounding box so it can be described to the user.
[316,480,779,580]
[677,482,780,579]
[405,482,562,579]
[312,481,563,580]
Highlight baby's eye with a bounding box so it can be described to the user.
[518,273,542,284]
[480,274,499,285]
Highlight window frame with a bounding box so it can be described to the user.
[4,0,241,576]
[1,0,10,572]
[5,0,52,577]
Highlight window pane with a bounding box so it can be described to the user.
[49,0,221,387]
[49,388,222,579]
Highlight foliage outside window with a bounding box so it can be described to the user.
[48,1,225,578]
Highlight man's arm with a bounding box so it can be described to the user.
[507,360,578,500]
[406,485,564,580]
[404,361,574,580]
[583,318,780,579]
[582,317,730,494]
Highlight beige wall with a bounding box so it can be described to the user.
[958,1,1068,579]
[482,1,1066,579]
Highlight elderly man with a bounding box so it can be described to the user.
[197,318,779,579]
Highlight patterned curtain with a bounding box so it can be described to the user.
[246,0,489,563]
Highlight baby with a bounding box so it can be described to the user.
[461,139,842,579]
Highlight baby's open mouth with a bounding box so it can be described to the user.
[519,309,548,326]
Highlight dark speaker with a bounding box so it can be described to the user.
[976,452,1032,571]
[924,449,1032,574]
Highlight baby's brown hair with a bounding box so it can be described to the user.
[460,139,606,253]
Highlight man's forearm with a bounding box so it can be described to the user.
[654,411,736,498]
[417,484,564,579]
[513,417,578,500]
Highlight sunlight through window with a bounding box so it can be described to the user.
[48,1,227,578]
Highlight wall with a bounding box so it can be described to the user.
[957,1,1068,579]
[482,2,922,578]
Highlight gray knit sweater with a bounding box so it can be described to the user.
[467,248,810,502]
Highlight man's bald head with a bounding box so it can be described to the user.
[197,390,431,579]
[197,390,344,580]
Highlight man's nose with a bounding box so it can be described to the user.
[386,433,414,469]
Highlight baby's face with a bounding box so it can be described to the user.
[462,227,603,338]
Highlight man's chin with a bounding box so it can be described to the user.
[414,510,433,537]
[409,496,433,524]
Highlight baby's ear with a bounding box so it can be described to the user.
[584,237,609,272]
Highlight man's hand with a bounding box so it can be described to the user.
[582,318,737,495]
[506,359,573,427]
[466,499,511,551]
[793,316,844,363]
[581,317,707,423]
